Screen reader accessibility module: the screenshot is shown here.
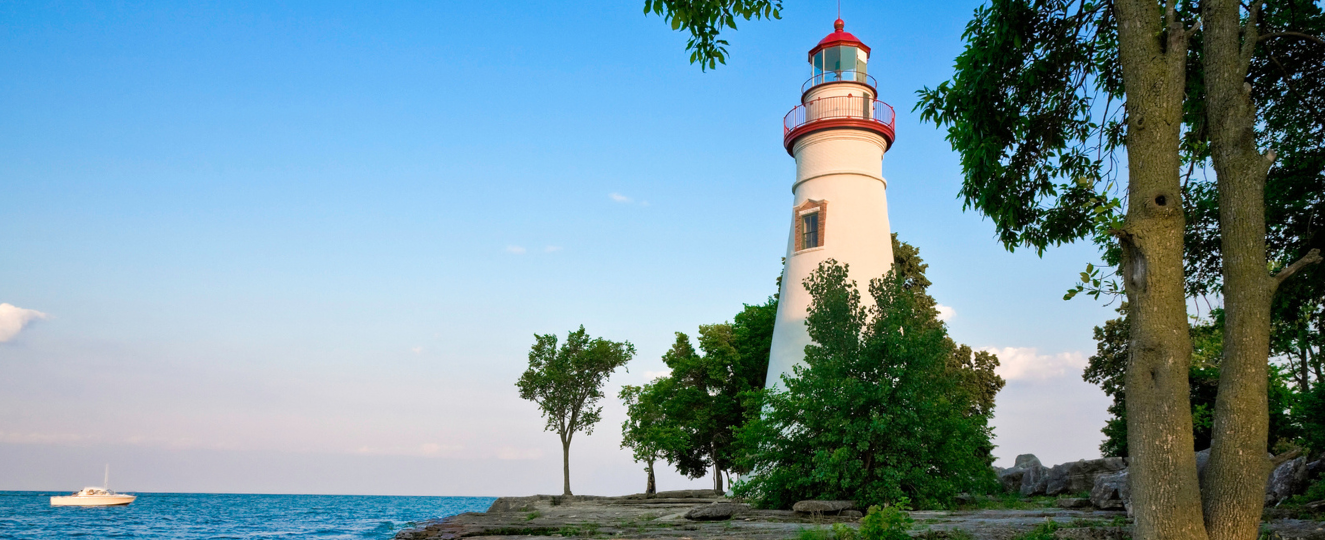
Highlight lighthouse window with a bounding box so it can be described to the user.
[802,213,820,249]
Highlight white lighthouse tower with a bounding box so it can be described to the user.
[765,19,897,390]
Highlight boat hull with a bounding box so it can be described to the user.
[50,495,136,507]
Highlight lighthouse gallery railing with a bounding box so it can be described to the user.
[783,95,895,137]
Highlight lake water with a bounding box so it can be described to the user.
[0,491,495,539]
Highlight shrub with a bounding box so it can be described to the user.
[733,259,1001,509]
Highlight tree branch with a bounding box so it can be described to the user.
[1258,32,1325,46]
[1273,248,1323,294]
[1240,0,1263,65]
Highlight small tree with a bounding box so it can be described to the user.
[517,326,635,496]
[619,383,682,495]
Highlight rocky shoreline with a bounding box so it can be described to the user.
[392,488,1325,540]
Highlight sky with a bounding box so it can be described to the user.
[0,0,1120,496]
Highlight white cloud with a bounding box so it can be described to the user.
[935,304,956,322]
[544,246,562,253]
[497,446,544,460]
[609,193,633,203]
[0,304,48,343]
[982,346,1088,381]
[410,346,423,354]
[643,369,672,381]
[505,245,526,254]
[0,430,88,445]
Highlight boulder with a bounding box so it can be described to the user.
[1196,448,1212,483]
[792,500,857,514]
[684,502,745,521]
[1046,458,1128,496]
[998,467,1026,493]
[1020,458,1050,496]
[996,454,1045,495]
[1090,469,1130,513]
[1307,459,1325,482]
[1056,497,1093,509]
[1267,457,1309,505]
[841,509,864,519]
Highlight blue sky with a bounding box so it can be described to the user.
[2,0,1118,496]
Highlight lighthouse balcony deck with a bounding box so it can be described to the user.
[782,95,896,153]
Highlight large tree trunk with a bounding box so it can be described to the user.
[713,463,724,495]
[1200,1,1275,537]
[561,435,573,496]
[646,461,657,496]
[1112,0,1208,538]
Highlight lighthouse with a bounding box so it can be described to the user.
[765,19,897,390]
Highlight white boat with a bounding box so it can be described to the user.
[51,465,136,507]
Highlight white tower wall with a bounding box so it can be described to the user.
[764,124,894,390]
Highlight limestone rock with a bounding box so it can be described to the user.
[1056,497,1093,509]
[792,500,857,514]
[486,495,551,513]
[1020,459,1050,496]
[1090,469,1130,513]
[997,454,1043,494]
[997,467,1026,493]
[1266,456,1309,505]
[840,509,863,519]
[684,502,744,521]
[1045,458,1128,496]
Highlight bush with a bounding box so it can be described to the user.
[733,258,1001,509]
[859,502,913,540]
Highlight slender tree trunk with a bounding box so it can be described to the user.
[561,434,573,496]
[713,463,724,495]
[1305,346,1314,391]
[646,461,656,496]
[1300,347,1311,392]
[1112,0,1207,538]
[1200,1,1276,537]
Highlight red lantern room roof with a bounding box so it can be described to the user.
[808,19,871,62]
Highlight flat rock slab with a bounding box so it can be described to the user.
[395,494,1325,540]
[792,500,856,514]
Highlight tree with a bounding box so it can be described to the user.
[516,326,635,496]
[621,296,776,495]
[1198,0,1324,534]
[619,383,683,495]
[733,259,1000,509]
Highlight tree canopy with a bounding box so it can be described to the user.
[517,326,635,496]
[733,258,1001,509]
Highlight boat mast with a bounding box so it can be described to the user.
[104,464,109,490]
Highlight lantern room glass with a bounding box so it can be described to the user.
[811,46,867,84]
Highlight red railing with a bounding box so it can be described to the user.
[801,70,877,94]
[783,95,896,137]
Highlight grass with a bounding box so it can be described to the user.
[795,523,860,540]
[524,511,541,521]
[959,492,1059,510]
[1010,521,1060,540]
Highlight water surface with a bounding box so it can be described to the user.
[0,491,495,539]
